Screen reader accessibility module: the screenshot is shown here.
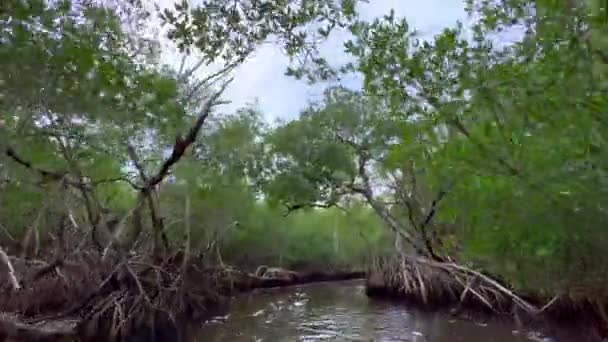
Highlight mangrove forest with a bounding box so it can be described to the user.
[1,0,608,340]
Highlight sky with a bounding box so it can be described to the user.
[155,0,470,121]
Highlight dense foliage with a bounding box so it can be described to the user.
[341,0,608,296]
[257,0,608,298]
[2,0,608,303]
[0,0,386,271]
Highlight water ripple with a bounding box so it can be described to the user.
[195,280,553,342]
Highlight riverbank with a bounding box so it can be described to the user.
[0,252,363,341]
[0,251,222,341]
[219,266,365,293]
[6,250,606,342]
[364,255,608,342]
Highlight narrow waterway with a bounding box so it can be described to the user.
[193,280,558,342]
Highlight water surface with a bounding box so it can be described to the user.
[194,280,556,342]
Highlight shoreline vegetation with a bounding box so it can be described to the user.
[0,251,605,341]
[365,256,608,341]
[0,247,364,341]
[3,0,608,341]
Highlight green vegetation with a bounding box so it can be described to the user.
[255,0,608,302]
[345,0,608,298]
[0,0,386,274]
[221,204,390,271]
[2,0,608,333]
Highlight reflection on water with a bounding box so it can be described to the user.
[192,280,555,342]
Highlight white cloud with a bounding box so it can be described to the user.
[154,0,468,121]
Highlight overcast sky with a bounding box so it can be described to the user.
[156,0,469,121]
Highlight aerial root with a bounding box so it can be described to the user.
[366,255,558,316]
[0,250,226,340]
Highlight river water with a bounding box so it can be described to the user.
[192,280,559,342]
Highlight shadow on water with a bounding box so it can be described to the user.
[187,280,565,342]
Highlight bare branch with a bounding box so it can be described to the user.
[182,61,239,105]
[145,78,233,190]
[177,54,188,77]
[126,145,149,184]
[420,182,453,231]
[0,246,20,290]
[177,58,206,83]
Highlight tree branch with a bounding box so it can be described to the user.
[340,139,428,256]
[126,145,149,184]
[5,147,65,181]
[420,182,453,231]
[92,176,141,190]
[181,61,239,106]
[145,78,233,190]
[124,80,232,256]
[282,201,345,217]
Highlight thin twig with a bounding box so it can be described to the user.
[181,61,239,105]
[101,198,144,260]
[0,223,15,243]
[538,294,560,313]
[0,246,20,290]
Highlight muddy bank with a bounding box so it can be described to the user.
[364,255,608,342]
[0,256,363,341]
